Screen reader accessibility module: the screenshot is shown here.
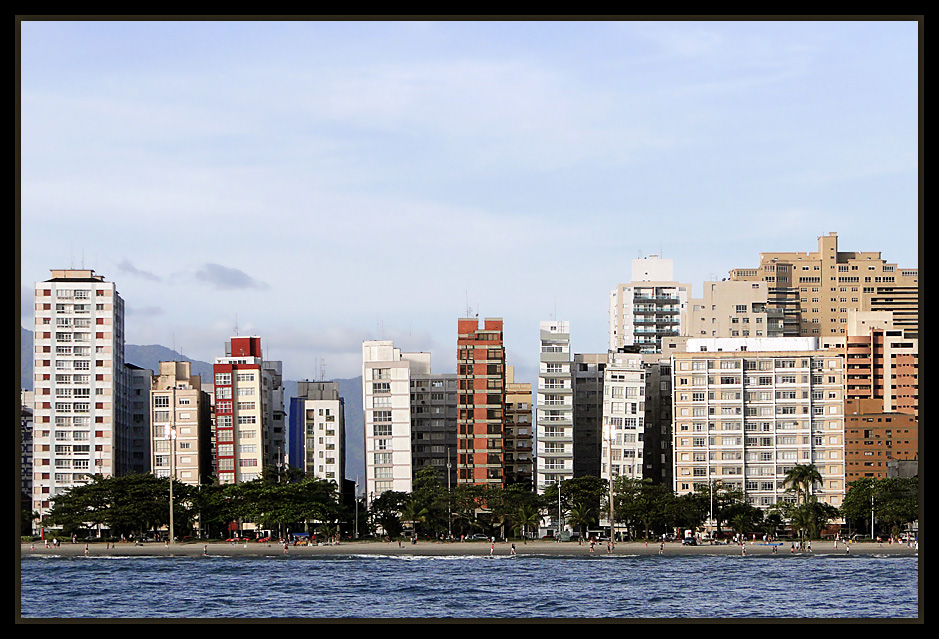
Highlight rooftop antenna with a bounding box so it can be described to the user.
[320,358,326,382]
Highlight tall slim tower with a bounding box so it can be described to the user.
[212,336,284,484]
[30,269,127,530]
[362,340,428,499]
[456,317,506,487]
[536,321,573,493]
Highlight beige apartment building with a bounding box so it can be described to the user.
[150,361,212,486]
[671,338,846,511]
[504,366,534,488]
[687,280,786,339]
[729,232,919,339]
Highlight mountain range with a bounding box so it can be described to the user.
[20,327,365,482]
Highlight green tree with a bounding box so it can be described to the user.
[369,490,408,538]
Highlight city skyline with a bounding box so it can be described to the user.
[19,19,920,386]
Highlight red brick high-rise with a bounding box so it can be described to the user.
[457,317,506,487]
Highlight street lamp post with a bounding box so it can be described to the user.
[166,424,177,546]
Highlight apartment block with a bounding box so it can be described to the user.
[728,232,919,339]
[671,338,846,510]
[504,366,534,489]
[213,336,284,484]
[600,349,646,481]
[536,321,573,492]
[30,269,128,528]
[288,381,345,485]
[572,353,606,479]
[150,361,212,486]
[457,317,506,487]
[687,280,785,339]
[844,398,918,483]
[125,363,153,475]
[362,340,427,498]
[409,371,458,487]
[609,255,691,354]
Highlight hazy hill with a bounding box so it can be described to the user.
[19,327,364,482]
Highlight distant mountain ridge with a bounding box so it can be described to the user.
[19,327,364,482]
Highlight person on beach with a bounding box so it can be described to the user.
[84,544,88,556]
[511,543,516,556]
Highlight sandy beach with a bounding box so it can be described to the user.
[20,538,919,559]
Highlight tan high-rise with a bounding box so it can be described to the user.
[150,361,212,486]
[729,232,918,339]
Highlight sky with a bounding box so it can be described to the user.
[19,19,921,389]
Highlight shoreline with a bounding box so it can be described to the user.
[19,539,919,558]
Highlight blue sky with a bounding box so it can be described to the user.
[19,19,920,386]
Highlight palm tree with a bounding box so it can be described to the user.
[512,503,542,543]
[567,501,596,540]
[400,500,429,538]
[783,464,823,506]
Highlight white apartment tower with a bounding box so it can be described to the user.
[610,255,691,354]
[291,381,345,485]
[362,340,429,500]
[30,269,128,529]
[600,350,647,482]
[671,337,846,510]
[536,321,573,493]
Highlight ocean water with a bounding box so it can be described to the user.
[19,553,919,619]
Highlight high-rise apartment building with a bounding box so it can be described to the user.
[536,321,573,493]
[687,280,786,339]
[288,381,345,485]
[504,366,534,489]
[671,337,846,511]
[150,361,212,486]
[609,255,691,354]
[572,353,606,479]
[600,350,646,482]
[456,317,506,487]
[213,336,284,484]
[362,340,427,498]
[125,363,153,475]
[844,398,918,483]
[840,311,918,417]
[409,371,459,487]
[30,269,128,529]
[728,232,919,339]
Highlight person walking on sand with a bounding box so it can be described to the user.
[511,543,516,556]
[490,540,494,556]
[84,543,88,556]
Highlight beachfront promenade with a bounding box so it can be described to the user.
[20,538,919,558]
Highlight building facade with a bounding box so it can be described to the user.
[504,366,534,489]
[687,280,785,339]
[288,380,345,485]
[30,269,128,529]
[600,350,646,482]
[213,336,284,484]
[728,232,919,339]
[150,361,212,486]
[671,338,846,511]
[536,321,573,493]
[410,372,459,487]
[362,340,426,499]
[844,398,918,483]
[456,317,506,488]
[609,255,691,354]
